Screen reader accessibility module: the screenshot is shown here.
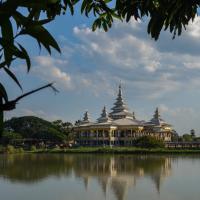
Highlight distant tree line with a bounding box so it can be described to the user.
[1,116,74,145]
[172,129,200,142]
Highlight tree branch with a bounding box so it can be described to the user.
[1,83,59,111]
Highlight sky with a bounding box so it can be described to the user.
[2,8,200,135]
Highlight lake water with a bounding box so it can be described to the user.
[0,154,200,200]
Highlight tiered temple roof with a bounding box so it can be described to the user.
[109,84,134,120]
[146,108,171,127]
[83,111,90,122]
[80,111,91,124]
[97,106,112,123]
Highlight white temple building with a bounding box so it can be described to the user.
[74,85,173,146]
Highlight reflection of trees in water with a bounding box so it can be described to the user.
[0,154,172,200]
[0,154,73,183]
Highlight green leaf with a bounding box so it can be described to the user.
[66,0,74,15]
[1,18,14,66]
[81,0,87,14]
[92,19,98,31]
[18,0,59,9]
[13,11,28,27]
[102,20,108,32]
[0,59,15,69]
[0,83,8,102]
[21,25,61,54]
[1,18,13,42]
[111,10,122,21]
[17,44,31,72]
[3,67,22,90]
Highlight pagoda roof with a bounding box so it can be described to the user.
[77,122,95,127]
[145,108,171,127]
[97,106,112,123]
[77,111,92,125]
[109,84,134,120]
[112,118,143,126]
[111,105,129,111]
[110,111,133,117]
[75,118,144,128]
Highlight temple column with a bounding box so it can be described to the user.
[95,130,98,146]
[103,129,105,146]
[118,130,120,146]
[131,129,133,146]
[109,130,111,146]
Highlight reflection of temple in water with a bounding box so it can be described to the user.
[72,155,172,200]
[0,154,172,200]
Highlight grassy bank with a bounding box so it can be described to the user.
[0,145,24,154]
[31,147,200,154]
[2,146,200,154]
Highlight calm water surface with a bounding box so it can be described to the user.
[0,154,200,200]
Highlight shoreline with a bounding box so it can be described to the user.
[2,147,200,154]
[39,147,200,154]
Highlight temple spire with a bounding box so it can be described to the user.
[132,111,135,120]
[82,111,90,123]
[154,107,160,119]
[109,84,133,120]
[102,106,107,117]
[119,84,122,97]
[97,106,112,123]
[150,107,170,127]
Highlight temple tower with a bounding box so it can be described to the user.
[109,84,133,120]
[97,106,112,123]
[82,111,90,124]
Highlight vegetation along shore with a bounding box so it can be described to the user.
[2,146,200,154]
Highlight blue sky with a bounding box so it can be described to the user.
[3,10,200,135]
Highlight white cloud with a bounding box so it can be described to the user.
[188,17,200,38]
[158,104,195,117]
[71,24,183,99]
[31,55,116,97]
[73,26,161,72]
[184,60,200,69]
[33,56,73,90]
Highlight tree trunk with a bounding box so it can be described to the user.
[0,97,3,140]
